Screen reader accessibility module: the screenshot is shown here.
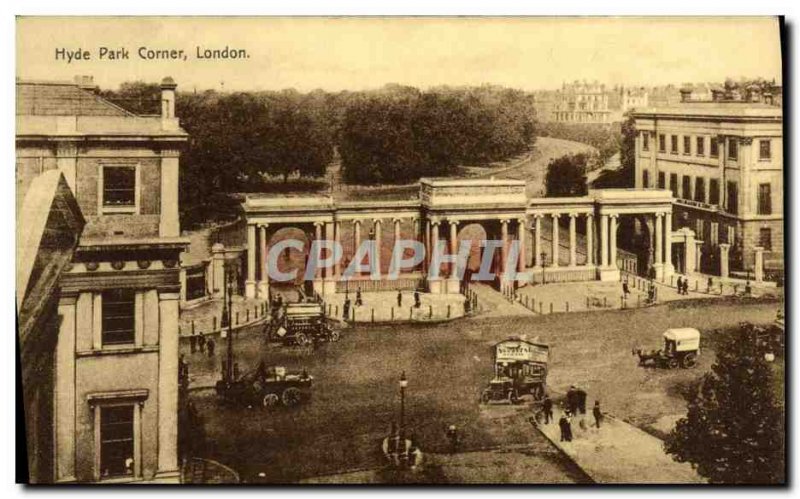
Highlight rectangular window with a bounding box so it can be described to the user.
[670,173,679,197]
[709,178,720,205]
[682,176,692,200]
[696,137,705,156]
[726,181,739,215]
[696,219,705,239]
[659,134,666,153]
[727,226,735,245]
[710,222,719,246]
[102,289,135,346]
[642,170,650,188]
[671,135,678,154]
[759,228,772,251]
[710,137,719,158]
[759,140,771,160]
[683,136,691,155]
[102,166,136,207]
[100,405,135,478]
[642,132,649,151]
[658,172,666,189]
[728,139,738,161]
[695,177,706,203]
[758,183,772,215]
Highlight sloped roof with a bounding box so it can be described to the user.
[16,80,135,117]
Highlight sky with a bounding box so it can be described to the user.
[16,16,782,93]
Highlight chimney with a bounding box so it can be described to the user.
[74,75,96,91]
[160,76,177,119]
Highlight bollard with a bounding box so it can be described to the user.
[191,321,195,334]
[236,312,239,325]
[603,297,607,308]
[539,302,542,314]
[549,303,553,314]
[391,307,394,320]
[352,308,356,321]
[637,294,641,308]
[695,281,698,291]
[621,296,624,309]
[586,296,590,309]
[371,308,375,322]
[429,305,433,319]
[447,304,451,318]
[213,317,217,331]
[566,302,569,313]
[328,304,332,316]
[335,305,339,317]
[246,310,250,321]
[410,307,413,320]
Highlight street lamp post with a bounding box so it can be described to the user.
[399,371,408,441]
[223,266,235,383]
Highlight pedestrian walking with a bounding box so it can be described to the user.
[576,387,587,414]
[343,298,351,320]
[622,279,630,296]
[207,337,216,357]
[414,290,421,308]
[707,276,713,293]
[189,332,197,353]
[559,413,572,442]
[593,400,603,429]
[745,280,752,296]
[356,287,363,307]
[542,394,553,424]
[676,276,683,294]
[446,424,459,454]
[397,291,403,307]
[198,333,206,353]
[683,279,690,295]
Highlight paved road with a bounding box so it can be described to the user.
[184,298,778,483]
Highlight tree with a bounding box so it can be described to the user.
[664,323,785,484]
[545,153,588,197]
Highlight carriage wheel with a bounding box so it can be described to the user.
[508,390,520,405]
[667,358,680,369]
[682,353,698,369]
[329,330,341,342]
[262,393,280,408]
[295,332,310,346]
[282,387,303,406]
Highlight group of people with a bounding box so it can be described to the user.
[342,288,363,320]
[384,422,423,469]
[675,276,691,295]
[537,388,604,443]
[188,331,216,357]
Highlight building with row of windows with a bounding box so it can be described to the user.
[551,80,612,124]
[633,99,782,276]
[16,76,188,483]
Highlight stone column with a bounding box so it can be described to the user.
[424,220,431,272]
[156,292,180,480]
[314,222,323,280]
[586,214,594,266]
[394,218,402,274]
[551,214,560,267]
[664,212,673,276]
[334,221,342,277]
[430,222,440,285]
[449,220,458,276]
[533,215,542,267]
[609,215,618,268]
[245,223,257,298]
[600,214,609,267]
[654,213,663,279]
[754,246,764,282]
[258,224,269,299]
[211,243,225,298]
[568,213,577,267]
[500,219,509,274]
[517,218,526,273]
[323,222,336,294]
[719,243,730,279]
[55,294,77,482]
[354,220,362,265]
[373,219,382,276]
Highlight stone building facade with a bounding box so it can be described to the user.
[16,76,188,483]
[633,101,783,277]
[551,80,611,124]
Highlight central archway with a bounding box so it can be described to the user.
[267,226,312,293]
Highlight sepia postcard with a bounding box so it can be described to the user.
[15,16,785,485]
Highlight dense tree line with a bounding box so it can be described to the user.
[339,85,536,184]
[101,82,536,226]
[544,153,589,197]
[538,121,622,171]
